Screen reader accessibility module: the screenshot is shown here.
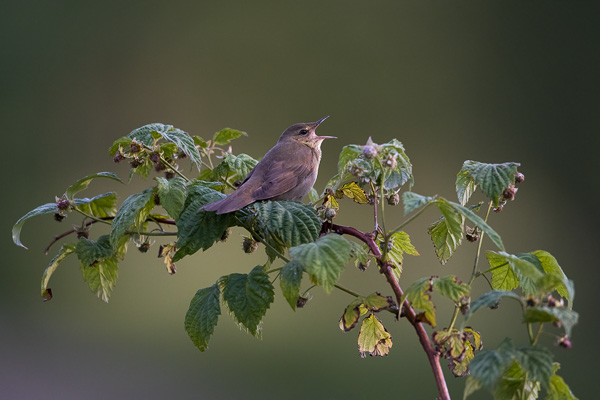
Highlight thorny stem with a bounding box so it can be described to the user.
[324,220,451,400]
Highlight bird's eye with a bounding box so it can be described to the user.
[299,129,308,135]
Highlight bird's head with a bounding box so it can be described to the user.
[278,116,336,148]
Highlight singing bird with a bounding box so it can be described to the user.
[203,117,335,214]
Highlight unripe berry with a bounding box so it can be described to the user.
[514,172,525,184]
[324,208,337,220]
[362,145,378,159]
[387,193,400,206]
[242,237,259,253]
[113,152,124,163]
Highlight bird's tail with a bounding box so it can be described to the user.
[202,190,254,214]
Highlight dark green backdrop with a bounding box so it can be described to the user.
[3,1,598,399]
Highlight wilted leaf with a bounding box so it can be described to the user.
[340,182,369,204]
[357,314,392,357]
[41,244,76,301]
[13,203,62,249]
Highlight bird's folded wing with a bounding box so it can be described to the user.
[252,160,312,200]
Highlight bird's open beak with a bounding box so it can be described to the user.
[314,116,336,139]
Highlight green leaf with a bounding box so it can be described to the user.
[221,266,275,337]
[494,361,540,400]
[487,251,544,295]
[337,145,362,176]
[253,201,321,248]
[433,275,470,302]
[308,187,319,203]
[213,127,247,145]
[109,187,156,248]
[109,136,132,156]
[402,192,434,215]
[192,136,209,149]
[466,290,523,320]
[173,184,233,261]
[531,250,573,305]
[131,158,154,179]
[350,241,370,269]
[547,363,578,400]
[428,198,464,265]
[402,277,436,327]
[65,172,123,200]
[380,138,414,190]
[463,376,483,399]
[280,260,304,310]
[159,127,203,170]
[364,292,395,312]
[449,201,505,251]
[470,349,509,388]
[41,244,76,301]
[214,153,258,181]
[456,170,477,206]
[524,307,579,337]
[289,234,351,293]
[156,177,187,220]
[459,161,520,206]
[357,314,393,357]
[185,284,221,352]
[391,231,420,256]
[76,235,119,303]
[128,123,170,145]
[340,182,369,204]
[74,192,118,218]
[13,203,61,249]
[516,345,554,387]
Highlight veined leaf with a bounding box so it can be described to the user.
[459,161,520,206]
[487,251,544,295]
[428,198,464,265]
[402,192,435,215]
[41,244,76,301]
[74,192,118,218]
[456,170,477,206]
[159,127,203,170]
[364,292,395,312]
[109,136,133,156]
[465,290,523,320]
[357,314,392,357]
[402,277,436,327]
[13,203,61,249]
[213,127,247,145]
[173,184,233,261]
[213,153,258,182]
[337,145,362,176]
[65,172,122,200]
[524,307,579,337]
[469,348,509,389]
[253,201,320,248]
[380,139,413,190]
[76,235,115,266]
[185,284,221,352]
[339,297,367,332]
[494,361,540,400]
[433,275,470,302]
[76,235,119,303]
[128,123,171,145]
[221,266,275,338]
[516,345,554,387]
[109,187,156,248]
[531,250,573,305]
[449,201,504,251]
[350,241,370,269]
[156,177,187,220]
[547,363,578,400]
[340,182,369,204]
[385,231,419,273]
[280,260,304,310]
[289,234,351,293]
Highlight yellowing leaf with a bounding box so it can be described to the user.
[340,182,369,204]
[357,314,392,358]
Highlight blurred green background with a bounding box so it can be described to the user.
[3,1,598,399]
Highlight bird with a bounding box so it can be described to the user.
[203,116,335,214]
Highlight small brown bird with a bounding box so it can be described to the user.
[203,117,335,214]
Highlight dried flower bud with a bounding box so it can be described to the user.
[362,145,378,159]
[558,335,572,349]
[76,230,89,240]
[113,152,125,163]
[165,171,175,179]
[493,203,505,213]
[525,296,539,307]
[242,237,259,253]
[54,213,65,222]
[387,193,400,206]
[220,228,231,242]
[56,197,70,211]
[296,295,310,308]
[150,152,160,164]
[138,241,151,253]
[130,140,141,153]
[358,259,371,271]
[514,172,525,184]
[130,158,143,168]
[177,150,187,159]
[465,226,480,242]
[154,162,166,172]
[385,154,397,169]
[502,185,518,201]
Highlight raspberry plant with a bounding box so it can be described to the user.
[13,123,579,399]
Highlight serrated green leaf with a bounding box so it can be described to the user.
[74,192,118,218]
[339,297,366,332]
[65,172,123,200]
[156,177,187,220]
[433,275,470,302]
[253,201,320,248]
[516,345,554,387]
[280,260,303,310]
[340,182,369,204]
[337,145,362,175]
[75,235,119,303]
[289,234,351,293]
[213,128,247,145]
[531,250,573,305]
[466,290,523,320]
[470,349,509,389]
[357,314,392,357]
[221,266,274,337]
[487,251,544,295]
[456,170,477,206]
[128,123,171,145]
[402,192,434,215]
[214,153,258,181]
[41,244,76,301]
[459,161,520,206]
[428,198,464,265]
[464,376,483,399]
[547,363,578,400]
[173,184,233,261]
[13,203,61,249]
[380,139,414,190]
[75,235,115,266]
[524,307,578,337]
[159,127,203,170]
[132,158,154,179]
[449,201,505,251]
[110,187,156,248]
[109,137,133,156]
[391,231,420,256]
[402,277,436,327]
[350,241,370,269]
[185,284,221,352]
[495,361,540,400]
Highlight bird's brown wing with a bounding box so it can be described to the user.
[251,159,313,201]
